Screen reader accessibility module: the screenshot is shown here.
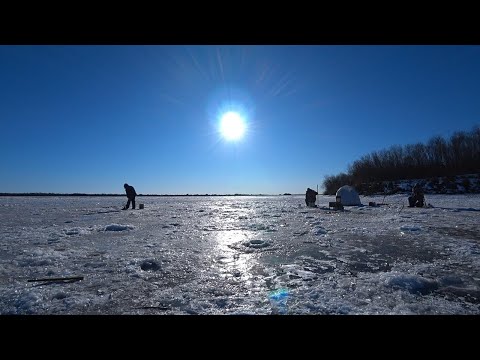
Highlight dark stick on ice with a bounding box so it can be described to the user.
[27,276,84,282]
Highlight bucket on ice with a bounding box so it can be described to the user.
[139,204,144,209]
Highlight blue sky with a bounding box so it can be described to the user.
[1,45,479,195]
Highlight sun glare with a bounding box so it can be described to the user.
[219,111,246,141]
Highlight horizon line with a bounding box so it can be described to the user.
[0,192,301,197]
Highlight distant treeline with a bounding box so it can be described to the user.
[322,126,480,195]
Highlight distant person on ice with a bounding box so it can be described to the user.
[305,187,318,207]
[122,183,137,210]
[408,183,425,208]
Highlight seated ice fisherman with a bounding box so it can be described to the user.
[305,188,318,207]
[408,183,425,207]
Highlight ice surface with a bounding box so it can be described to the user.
[0,194,479,314]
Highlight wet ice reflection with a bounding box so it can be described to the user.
[214,230,252,249]
[212,230,258,281]
[205,200,271,293]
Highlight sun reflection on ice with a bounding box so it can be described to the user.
[212,230,256,280]
[214,230,252,248]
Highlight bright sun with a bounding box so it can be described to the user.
[219,111,246,141]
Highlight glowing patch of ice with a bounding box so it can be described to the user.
[269,288,289,314]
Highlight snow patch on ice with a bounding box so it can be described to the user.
[64,227,93,236]
[104,224,134,231]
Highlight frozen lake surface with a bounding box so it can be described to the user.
[1,194,479,314]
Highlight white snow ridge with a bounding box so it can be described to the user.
[104,224,134,231]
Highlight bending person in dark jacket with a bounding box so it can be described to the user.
[123,183,137,210]
[305,187,318,207]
